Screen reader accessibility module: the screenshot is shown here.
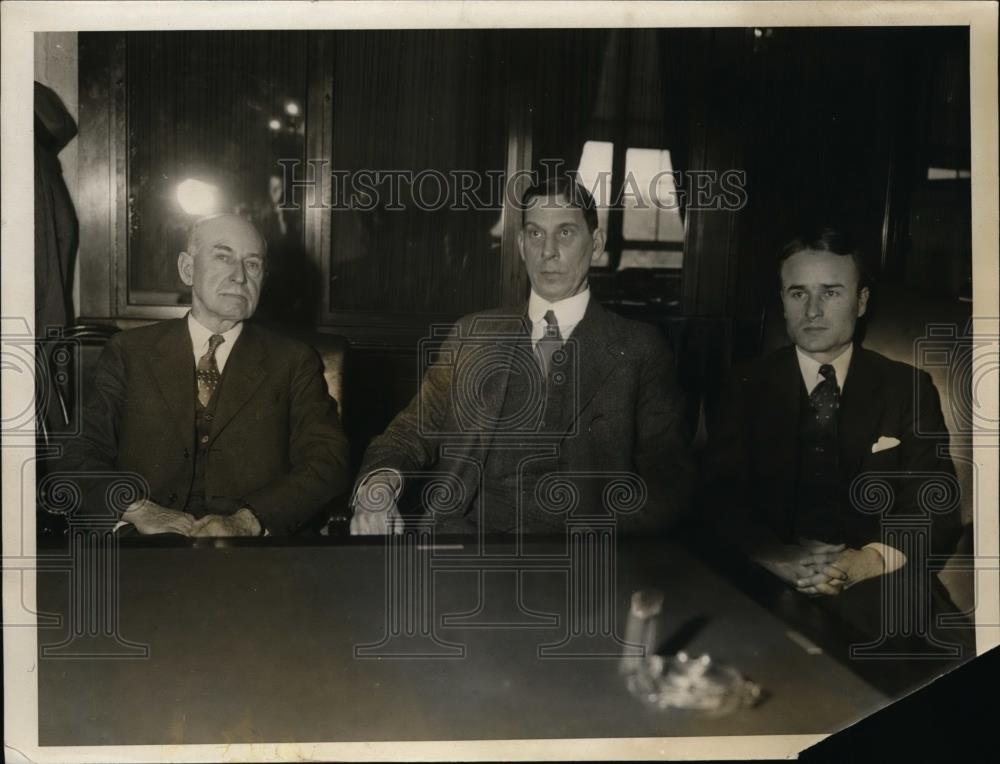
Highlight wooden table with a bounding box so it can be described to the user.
[36,535,889,745]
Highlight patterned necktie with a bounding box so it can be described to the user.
[196,334,225,407]
[533,309,563,378]
[809,363,839,428]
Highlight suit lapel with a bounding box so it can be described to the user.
[208,323,268,442]
[554,300,622,434]
[443,311,528,513]
[151,319,196,448]
[471,310,531,450]
[839,346,885,477]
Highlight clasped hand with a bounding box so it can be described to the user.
[757,539,885,597]
[121,501,260,537]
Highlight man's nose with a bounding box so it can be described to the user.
[805,293,823,318]
[542,235,559,259]
[230,262,247,284]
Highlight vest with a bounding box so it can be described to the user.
[794,384,848,543]
[184,370,225,518]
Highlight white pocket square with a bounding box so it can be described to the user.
[871,436,901,454]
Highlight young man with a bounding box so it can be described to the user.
[705,226,963,635]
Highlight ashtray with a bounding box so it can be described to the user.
[625,650,765,716]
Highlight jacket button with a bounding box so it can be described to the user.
[183,448,190,458]
[167,493,178,504]
[200,435,210,444]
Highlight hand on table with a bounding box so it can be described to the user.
[189,508,262,537]
[827,546,886,589]
[753,539,848,596]
[350,474,403,535]
[121,500,197,536]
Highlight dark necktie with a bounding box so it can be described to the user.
[196,334,225,407]
[533,309,563,378]
[809,363,839,428]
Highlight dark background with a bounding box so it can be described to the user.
[74,27,972,477]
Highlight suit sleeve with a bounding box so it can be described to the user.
[353,333,458,493]
[702,369,787,553]
[896,368,962,558]
[243,346,351,534]
[622,332,696,533]
[54,335,136,519]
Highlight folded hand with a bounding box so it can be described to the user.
[121,500,197,536]
[189,508,262,537]
[828,546,885,588]
[754,539,849,596]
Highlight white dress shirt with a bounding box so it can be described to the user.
[795,343,853,395]
[527,287,591,346]
[187,312,243,373]
[794,342,905,575]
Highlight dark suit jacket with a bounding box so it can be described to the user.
[704,344,961,558]
[358,300,695,532]
[59,319,350,534]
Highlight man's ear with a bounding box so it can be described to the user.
[857,286,870,318]
[591,228,606,262]
[516,230,526,263]
[177,252,194,287]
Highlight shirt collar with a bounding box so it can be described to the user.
[527,286,591,329]
[795,343,853,394]
[187,312,243,366]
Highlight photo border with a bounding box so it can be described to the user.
[3,2,998,761]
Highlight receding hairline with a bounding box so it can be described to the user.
[520,177,599,234]
[522,192,591,221]
[186,213,267,257]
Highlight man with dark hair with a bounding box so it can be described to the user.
[59,214,350,536]
[350,176,694,535]
[519,175,600,234]
[705,226,962,634]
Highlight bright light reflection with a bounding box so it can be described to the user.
[268,118,282,131]
[285,101,300,117]
[176,179,219,216]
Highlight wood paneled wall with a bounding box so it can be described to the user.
[74,27,972,441]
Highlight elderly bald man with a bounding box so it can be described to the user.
[60,214,350,536]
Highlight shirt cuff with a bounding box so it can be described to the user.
[863,542,907,574]
[352,468,404,509]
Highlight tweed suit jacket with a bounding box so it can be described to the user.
[358,299,695,532]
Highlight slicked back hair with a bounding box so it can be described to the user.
[520,176,599,235]
[776,225,871,294]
